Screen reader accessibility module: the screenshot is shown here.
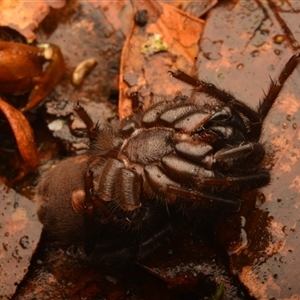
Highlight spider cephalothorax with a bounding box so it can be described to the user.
[36,53,300,259]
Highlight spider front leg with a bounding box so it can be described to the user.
[197,170,270,189]
[213,142,266,170]
[82,168,98,255]
[78,158,145,255]
[90,158,144,226]
[170,53,300,140]
[169,70,261,135]
[162,150,270,190]
[74,102,100,140]
[145,162,241,211]
[258,53,300,121]
[166,185,241,211]
[71,165,110,255]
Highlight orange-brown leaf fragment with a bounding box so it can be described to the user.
[118,0,204,118]
[0,182,42,299]
[0,97,39,169]
[0,0,66,41]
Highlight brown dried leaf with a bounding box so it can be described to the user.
[87,0,133,37]
[0,97,39,169]
[118,0,204,118]
[0,0,66,41]
[0,182,42,299]
[160,0,218,17]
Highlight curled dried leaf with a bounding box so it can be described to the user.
[0,97,39,169]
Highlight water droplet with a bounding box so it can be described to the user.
[274,49,282,55]
[4,232,9,237]
[273,35,285,44]
[282,122,287,129]
[241,216,246,227]
[237,63,244,70]
[286,114,292,121]
[293,123,297,129]
[251,50,259,57]
[227,229,248,255]
[255,192,266,207]
[19,236,30,249]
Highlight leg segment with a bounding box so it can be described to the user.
[74,102,100,140]
[166,185,241,211]
[91,158,142,212]
[197,170,270,189]
[213,142,265,170]
[258,53,300,120]
[169,70,261,130]
[170,54,300,141]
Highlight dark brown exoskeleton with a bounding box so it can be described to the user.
[36,54,300,259]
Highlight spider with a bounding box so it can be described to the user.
[36,53,300,259]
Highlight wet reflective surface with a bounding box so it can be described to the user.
[0,183,42,299]
[1,0,300,299]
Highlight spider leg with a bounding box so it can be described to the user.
[80,160,125,255]
[197,170,270,189]
[94,159,142,212]
[145,162,241,211]
[128,91,141,111]
[258,53,300,121]
[144,164,181,204]
[166,185,241,211]
[81,168,97,255]
[82,165,136,255]
[74,102,100,140]
[169,70,261,130]
[162,151,270,188]
[137,223,173,260]
[164,169,269,212]
[171,54,300,140]
[213,142,265,170]
[169,70,236,104]
[91,158,144,230]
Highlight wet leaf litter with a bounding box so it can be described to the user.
[0,0,299,299]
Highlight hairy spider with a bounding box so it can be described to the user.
[36,54,300,259]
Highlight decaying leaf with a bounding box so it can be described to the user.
[0,0,66,41]
[118,0,205,117]
[5,0,300,299]
[0,97,39,169]
[160,0,218,17]
[0,182,42,300]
